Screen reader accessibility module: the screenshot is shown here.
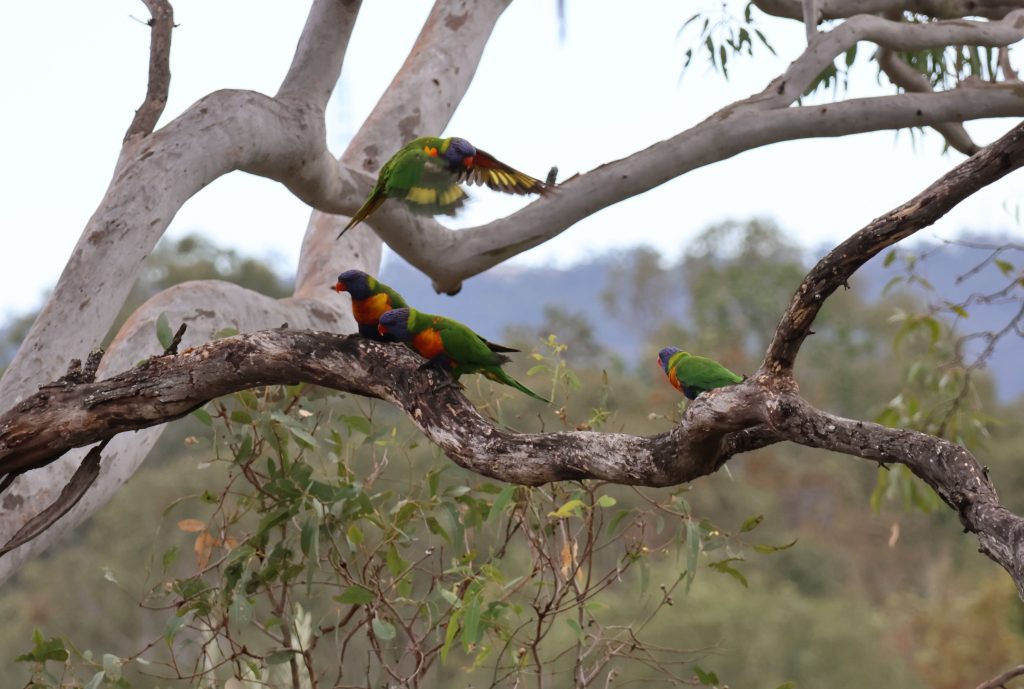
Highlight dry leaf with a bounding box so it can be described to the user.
[177,518,206,533]
[888,521,900,548]
[194,531,220,569]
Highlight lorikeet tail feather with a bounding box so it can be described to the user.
[481,338,519,354]
[337,193,386,239]
[485,368,549,403]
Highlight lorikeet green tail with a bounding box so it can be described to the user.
[332,270,518,353]
[657,347,742,400]
[378,307,548,403]
[337,136,553,238]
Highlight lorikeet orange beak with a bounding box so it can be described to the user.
[378,323,388,336]
[333,281,346,292]
[463,156,474,168]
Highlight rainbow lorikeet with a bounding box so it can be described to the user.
[332,270,519,353]
[332,270,409,341]
[378,307,548,403]
[337,136,552,238]
[657,347,743,400]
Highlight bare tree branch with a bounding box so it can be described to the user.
[764,119,1024,375]
[762,394,1024,598]
[974,664,1024,689]
[366,86,1024,294]
[277,0,361,106]
[0,330,763,487]
[876,47,980,155]
[124,0,174,143]
[757,11,1024,109]
[6,327,1024,595]
[753,0,1023,21]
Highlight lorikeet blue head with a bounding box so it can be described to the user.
[442,137,477,169]
[378,308,412,340]
[334,270,375,299]
[657,346,683,373]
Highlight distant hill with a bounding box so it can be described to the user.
[382,236,1024,401]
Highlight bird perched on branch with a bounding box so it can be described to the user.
[378,307,547,402]
[657,347,742,400]
[332,270,519,354]
[332,270,410,341]
[337,136,553,238]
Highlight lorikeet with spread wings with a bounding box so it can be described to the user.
[378,307,548,403]
[337,136,552,238]
[657,347,743,400]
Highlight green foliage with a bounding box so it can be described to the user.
[678,1,776,81]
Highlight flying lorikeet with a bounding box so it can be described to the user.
[378,307,548,403]
[332,270,519,353]
[337,136,552,238]
[656,347,743,400]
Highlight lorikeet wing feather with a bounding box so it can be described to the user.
[402,311,545,402]
[387,147,466,216]
[458,148,552,196]
[670,352,742,399]
[481,338,519,354]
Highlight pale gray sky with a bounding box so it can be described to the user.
[1,1,1020,319]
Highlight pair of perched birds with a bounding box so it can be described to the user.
[335,135,742,401]
[333,270,549,402]
[333,270,742,404]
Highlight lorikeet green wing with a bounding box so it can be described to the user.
[658,347,742,400]
[379,308,547,403]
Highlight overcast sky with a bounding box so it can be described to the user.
[1,1,1020,320]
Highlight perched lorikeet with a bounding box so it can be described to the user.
[332,270,519,353]
[378,307,548,403]
[332,270,409,341]
[657,347,743,400]
[337,136,552,238]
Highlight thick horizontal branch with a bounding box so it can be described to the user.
[6,327,1024,596]
[764,118,1024,374]
[759,10,1024,110]
[764,394,1024,598]
[358,87,1024,293]
[753,0,1023,21]
[0,330,767,488]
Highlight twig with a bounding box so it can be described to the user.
[124,0,174,141]
[0,439,108,557]
[975,664,1024,689]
